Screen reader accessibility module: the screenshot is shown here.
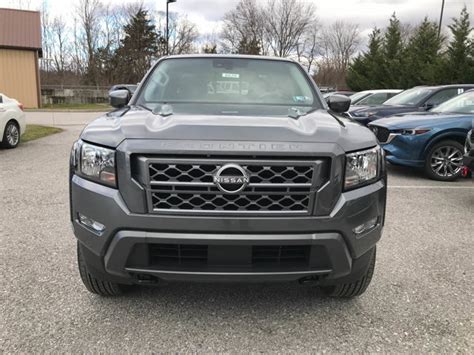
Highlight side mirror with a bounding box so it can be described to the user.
[326,94,351,113]
[109,89,130,108]
[423,102,435,111]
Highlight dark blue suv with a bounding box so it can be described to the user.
[369,90,474,181]
[350,85,474,126]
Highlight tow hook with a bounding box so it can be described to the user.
[134,274,159,285]
[461,166,469,177]
[298,276,320,285]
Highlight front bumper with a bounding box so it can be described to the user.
[381,135,425,168]
[71,174,386,284]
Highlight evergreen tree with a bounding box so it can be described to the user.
[381,13,404,88]
[443,7,474,83]
[114,9,158,83]
[346,28,384,90]
[346,55,371,91]
[402,18,444,87]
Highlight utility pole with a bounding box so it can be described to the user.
[166,0,177,55]
[438,0,445,39]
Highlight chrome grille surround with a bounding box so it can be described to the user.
[137,156,328,216]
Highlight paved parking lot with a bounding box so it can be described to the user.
[1,114,473,352]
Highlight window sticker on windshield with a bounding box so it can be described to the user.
[222,73,240,79]
[208,81,249,95]
[458,88,464,94]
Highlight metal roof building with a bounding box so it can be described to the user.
[0,8,42,108]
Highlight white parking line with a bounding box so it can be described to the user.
[389,185,474,189]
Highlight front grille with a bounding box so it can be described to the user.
[371,126,391,143]
[149,163,313,184]
[151,192,310,212]
[137,156,329,215]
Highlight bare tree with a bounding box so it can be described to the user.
[201,32,219,54]
[71,17,86,76]
[77,0,102,84]
[155,13,199,56]
[169,16,199,55]
[296,23,320,73]
[51,17,69,75]
[318,21,361,87]
[221,0,265,54]
[263,0,316,57]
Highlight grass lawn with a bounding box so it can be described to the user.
[22,125,63,143]
[33,103,111,111]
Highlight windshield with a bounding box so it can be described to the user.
[383,87,434,106]
[431,91,474,114]
[136,57,319,115]
[350,91,371,104]
[356,93,390,106]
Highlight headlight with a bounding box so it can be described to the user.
[345,147,380,189]
[354,111,376,118]
[71,141,117,187]
[397,128,431,136]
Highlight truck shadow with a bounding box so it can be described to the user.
[88,281,359,318]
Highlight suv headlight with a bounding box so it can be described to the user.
[344,146,381,190]
[71,141,117,187]
[354,111,376,118]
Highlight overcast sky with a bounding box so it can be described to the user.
[1,0,472,40]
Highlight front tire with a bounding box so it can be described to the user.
[1,120,20,149]
[77,242,127,296]
[321,247,376,298]
[424,140,464,181]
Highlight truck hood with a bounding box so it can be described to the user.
[80,107,376,152]
[370,112,473,129]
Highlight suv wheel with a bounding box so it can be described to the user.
[425,140,464,181]
[77,242,127,296]
[1,120,20,149]
[321,247,376,298]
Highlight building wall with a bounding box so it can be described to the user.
[0,48,39,108]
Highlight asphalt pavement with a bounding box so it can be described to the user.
[1,113,473,352]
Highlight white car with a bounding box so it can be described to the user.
[350,89,402,106]
[0,93,26,149]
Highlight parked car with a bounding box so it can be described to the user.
[349,89,402,106]
[108,84,137,95]
[463,129,474,171]
[323,90,355,98]
[70,55,387,298]
[352,90,402,106]
[350,84,474,125]
[0,93,26,149]
[369,90,474,181]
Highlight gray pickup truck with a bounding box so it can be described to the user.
[70,55,386,297]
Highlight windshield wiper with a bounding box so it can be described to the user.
[152,104,174,117]
[288,107,307,119]
[135,104,152,112]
